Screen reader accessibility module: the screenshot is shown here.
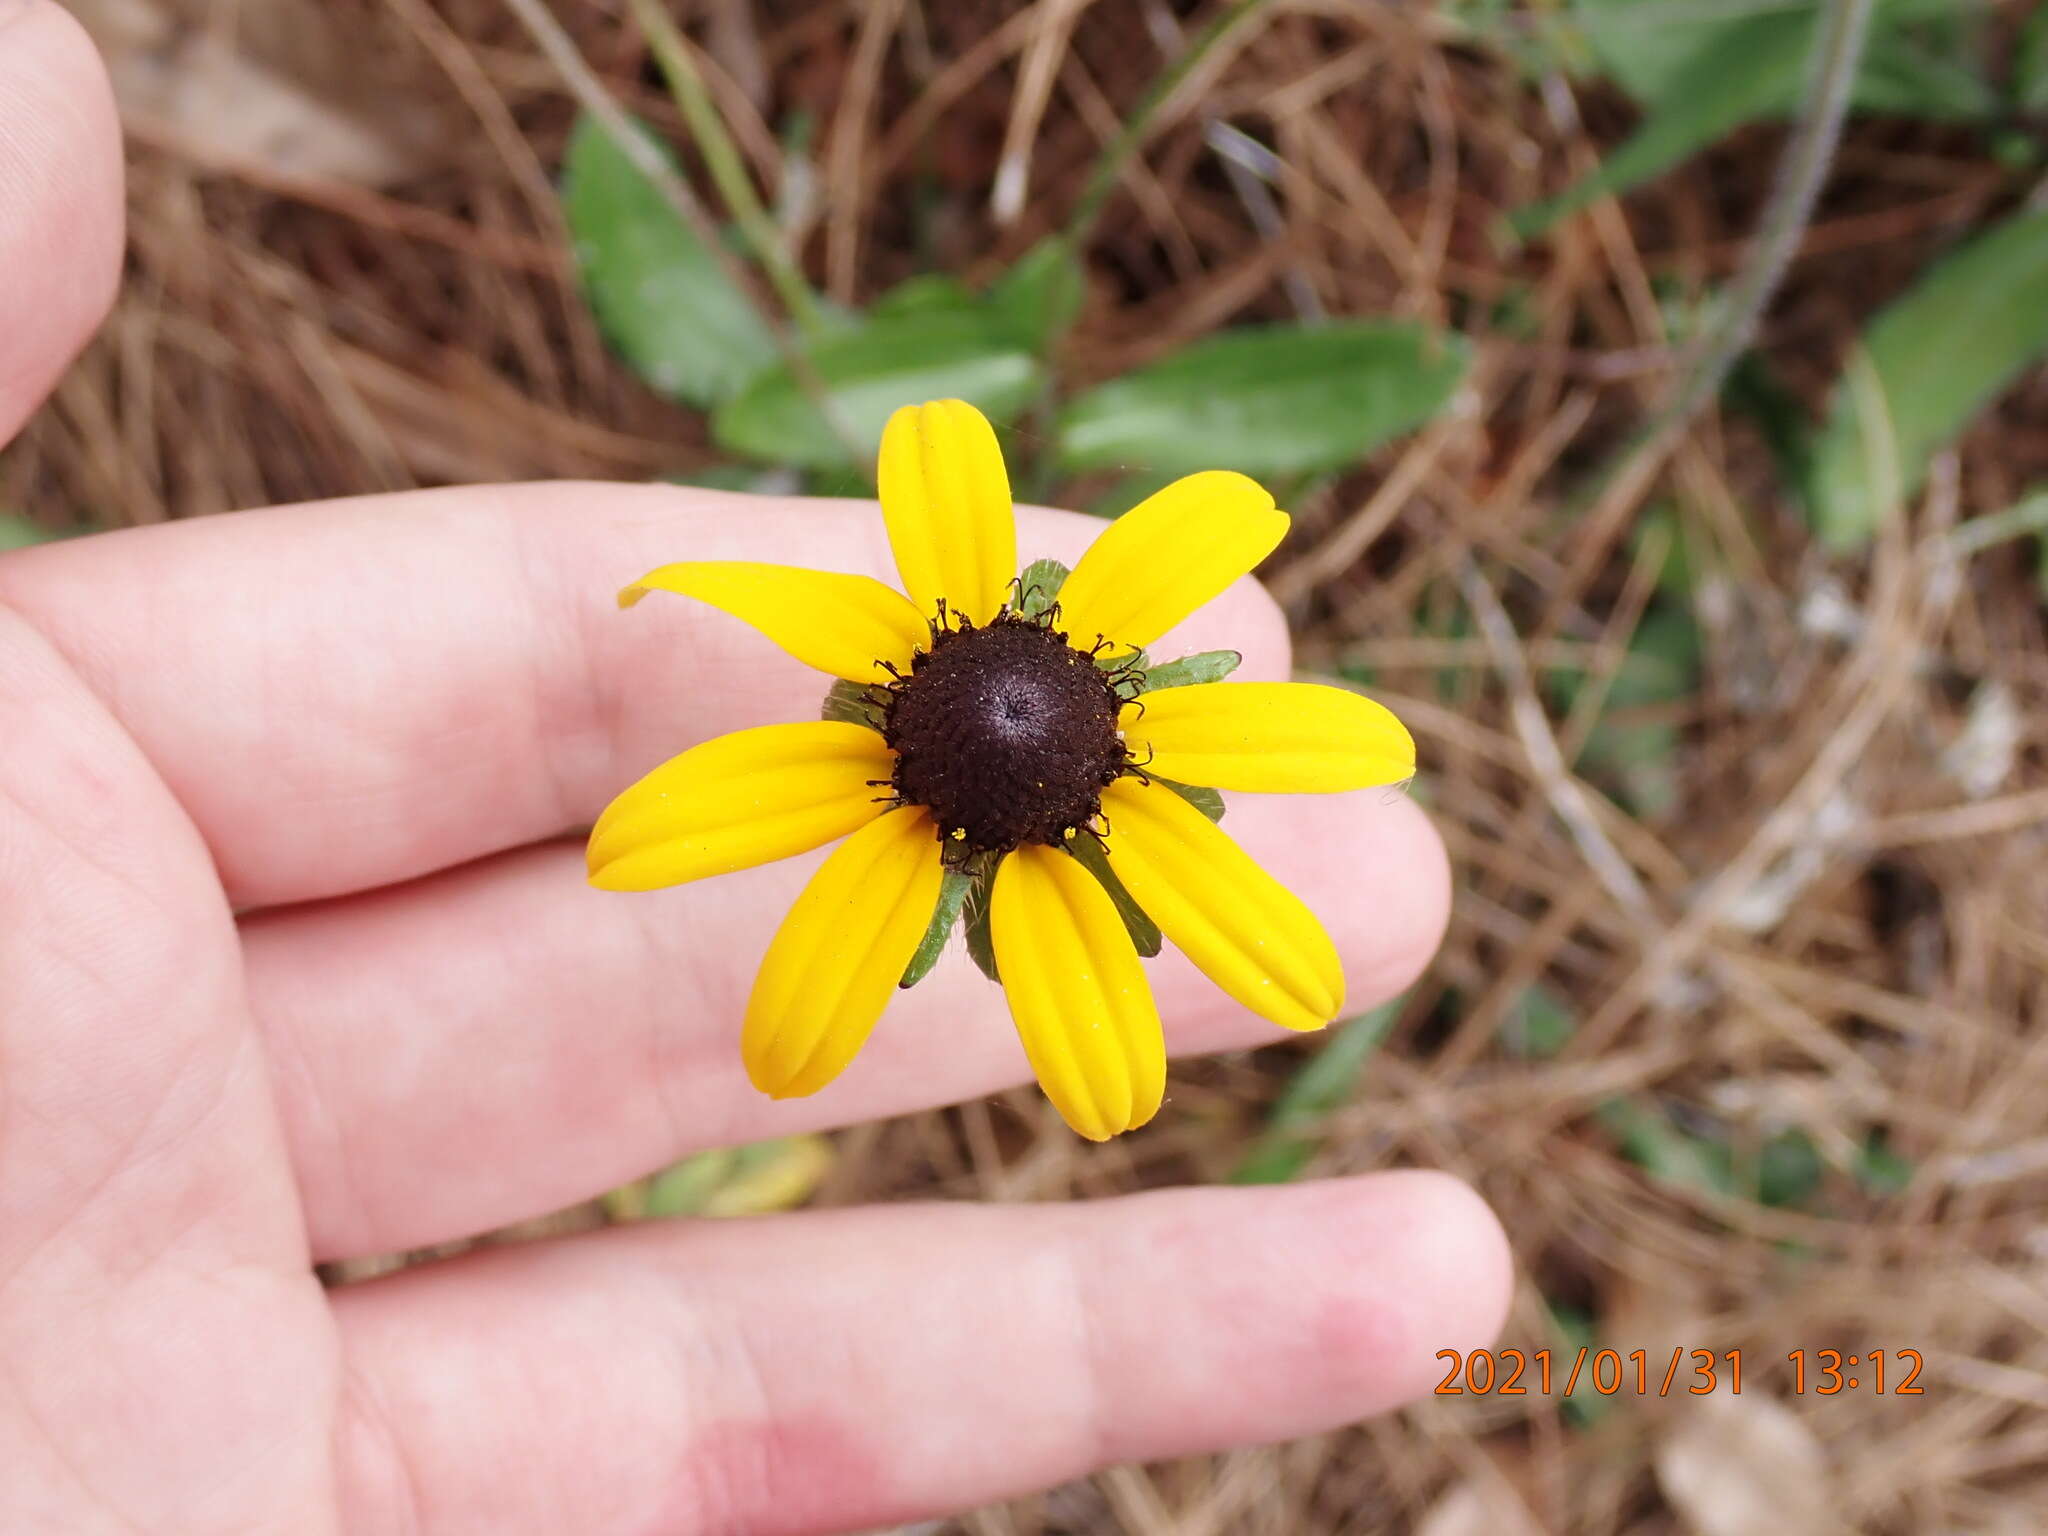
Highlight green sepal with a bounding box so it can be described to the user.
[1096,648,1147,673]
[1154,775,1225,822]
[1014,557,1070,618]
[899,868,973,989]
[820,677,888,732]
[1136,649,1240,692]
[962,861,1002,984]
[1062,830,1162,959]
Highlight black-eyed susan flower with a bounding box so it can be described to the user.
[588,399,1415,1140]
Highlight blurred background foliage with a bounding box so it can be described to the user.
[14,0,2048,1531]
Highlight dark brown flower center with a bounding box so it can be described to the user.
[883,613,1127,858]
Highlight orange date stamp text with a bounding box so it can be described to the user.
[1434,1348,1924,1398]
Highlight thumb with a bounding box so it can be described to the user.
[0,0,124,444]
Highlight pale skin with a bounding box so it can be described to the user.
[0,5,1510,1530]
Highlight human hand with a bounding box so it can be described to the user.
[0,7,1508,1532]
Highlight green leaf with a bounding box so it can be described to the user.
[990,235,1085,351]
[1807,207,2048,551]
[1015,556,1070,617]
[1083,467,1183,520]
[1520,1,1998,238]
[870,273,976,318]
[963,864,1001,984]
[712,311,1043,469]
[641,1148,737,1218]
[1555,604,1698,818]
[1571,0,1983,104]
[1062,831,1162,959]
[0,512,62,551]
[1136,649,1240,692]
[1546,1300,1609,1426]
[900,869,973,988]
[1500,984,1575,1059]
[1227,1002,1401,1184]
[664,464,804,494]
[561,115,777,407]
[1599,1098,1737,1198]
[1054,322,1470,476]
[2019,4,2048,112]
[1518,11,1811,238]
[1154,776,1225,822]
[820,677,888,732]
[1855,1135,1915,1196]
[1754,1129,1824,1209]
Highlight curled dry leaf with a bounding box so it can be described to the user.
[69,0,433,185]
[1415,1471,1545,1536]
[1656,1393,1841,1536]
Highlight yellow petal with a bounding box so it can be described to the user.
[1099,777,1341,1032]
[1122,681,1416,792]
[877,399,1018,626]
[990,844,1166,1141]
[743,806,944,1099]
[620,562,927,683]
[1056,471,1288,652]
[588,722,894,891]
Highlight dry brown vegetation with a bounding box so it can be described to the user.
[17,1,2048,1531]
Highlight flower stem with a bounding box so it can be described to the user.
[624,0,829,337]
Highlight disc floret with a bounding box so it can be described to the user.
[880,606,1128,864]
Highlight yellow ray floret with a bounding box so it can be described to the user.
[878,399,1018,626]
[1099,777,1343,1032]
[743,806,946,1099]
[990,844,1166,1141]
[1055,471,1288,653]
[1121,681,1416,793]
[619,561,928,683]
[588,722,895,891]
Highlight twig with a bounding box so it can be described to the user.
[1064,0,1270,247]
[1457,557,1665,941]
[501,0,865,471]
[622,0,828,335]
[1559,0,1877,587]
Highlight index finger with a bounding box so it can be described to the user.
[0,484,1290,908]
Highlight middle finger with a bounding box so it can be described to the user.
[246,788,1448,1262]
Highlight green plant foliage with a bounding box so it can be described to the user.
[1155,776,1226,822]
[1500,983,1575,1058]
[2019,5,2048,112]
[560,115,777,407]
[990,235,1086,351]
[1063,832,1162,958]
[1015,556,1070,617]
[1135,649,1241,692]
[1600,1098,1738,1197]
[1807,207,2048,550]
[1083,468,1184,520]
[0,512,61,551]
[1054,322,1470,476]
[820,677,887,731]
[1515,0,1998,237]
[1553,603,1699,818]
[1227,1001,1401,1184]
[869,273,976,317]
[711,310,1043,468]
[963,865,1001,984]
[900,870,973,988]
[1855,1135,1915,1195]
[1753,1128,1824,1209]
[1601,1100,1826,1210]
